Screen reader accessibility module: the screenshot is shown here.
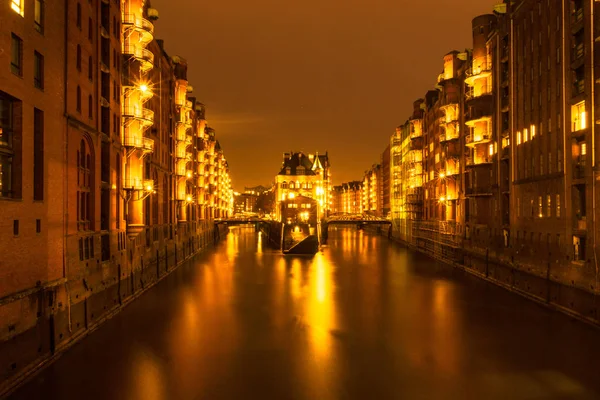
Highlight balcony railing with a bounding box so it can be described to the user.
[123,135,154,152]
[122,45,154,72]
[465,131,491,146]
[465,110,492,126]
[465,85,493,100]
[176,129,192,143]
[175,147,190,159]
[122,178,154,191]
[122,13,154,43]
[465,154,493,167]
[465,62,492,85]
[440,126,459,142]
[572,43,584,62]
[465,186,493,197]
[122,106,154,125]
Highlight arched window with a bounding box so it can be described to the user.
[281,182,288,189]
[76,45,81,70]
[76,86,81,112]
[88,95,93,119]
[289,182,295,189]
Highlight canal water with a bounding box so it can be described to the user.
[9,227,600,400]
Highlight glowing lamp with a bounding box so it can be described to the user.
[140,84,149,92]
[146,184,153,191]
[440,196,446,202]
[439,172,445,179]
[186,195,192,202]
[288,192,295,199]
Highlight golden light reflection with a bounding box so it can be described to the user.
[129,346,166,400]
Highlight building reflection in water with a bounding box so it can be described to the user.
[127,344,166,400]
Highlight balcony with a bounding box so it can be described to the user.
[465,186,493,197]
[122,13,154,44]
[445,161,460,176]
[465,111,492,127]
[465,131,491,147]
[122,106,154,126]
[464,62,492,85]
[571,7,584,33]
[439,125,459,143]
[465,155,493,167]
[122,45,154,72]
[465,85,493,101]
[175,161,188,176]
[122,178,154,191]
[123,135,154,152]
[175,147,190,159]
[176,129,192,144]
[409,119,423,139]
[571,42,585,67]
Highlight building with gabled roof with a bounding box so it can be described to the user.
[274,151,331,220]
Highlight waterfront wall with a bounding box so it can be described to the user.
[0,223,227,397]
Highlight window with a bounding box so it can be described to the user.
[87,94,92,118]
[88,56,93,81]
[571,101,587,132]
[77,3,82,28]
[35,0,44,32]
[13,220,19,236]
[77,86,82,112]
[34,51,44,89]
[517,197,521,217]
[0,92,20,199]
[517,131,521,145]
[33,109,44,200]
[77,45,82,71]
[556,194,561,217]
[11,0,24,16]
[540,155,544,175]
[77,139,92,231]
[558,150,562,172]
[88,17,93,41]
[548,153,552,173]
[11,34,23,76]
[546,195,551,217]
[36,219,41,233]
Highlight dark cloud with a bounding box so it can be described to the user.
[151,0,499,189]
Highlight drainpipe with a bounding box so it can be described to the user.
[63,0,72,334]
[589,0,598,296]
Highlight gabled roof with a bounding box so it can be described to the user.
[278,152,317,176]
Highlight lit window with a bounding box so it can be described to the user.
[546,195,551,217]
[571,101,587,132]
[517,131,521,145]
[556,194,560,218]
[531,124,536,138]
[581,142,587,156]
[489,144,494,156]
[538,196,543,218]
[524,129,529,142]
[11,0,24,16]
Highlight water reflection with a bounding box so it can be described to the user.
[11,226,600,400]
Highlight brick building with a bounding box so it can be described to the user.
[0,0,233,393]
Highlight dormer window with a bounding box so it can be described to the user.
[285,167,291,175]
[297,166,305,175]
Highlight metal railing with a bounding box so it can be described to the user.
[123,135,154,151]
[122,13,155,37]
[122,106,154,124]
[465,131,491,146]
[122,45,154,70]
[122,178,154,191]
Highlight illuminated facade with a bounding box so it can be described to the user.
[331,181,362,215]
[362,164,382,216]
[0,1,233,392]
[274,151,331,220]
[387,0,600,319]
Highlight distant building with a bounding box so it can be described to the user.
[362,164,382,216]
[244,185,270,195]
[274,151,331,220]
[381,144,391,216]
[332,181,363,215]
[234,192,258,214]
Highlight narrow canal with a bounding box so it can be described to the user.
[9,227,600,400]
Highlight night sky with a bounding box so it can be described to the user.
[151,0,499,189]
